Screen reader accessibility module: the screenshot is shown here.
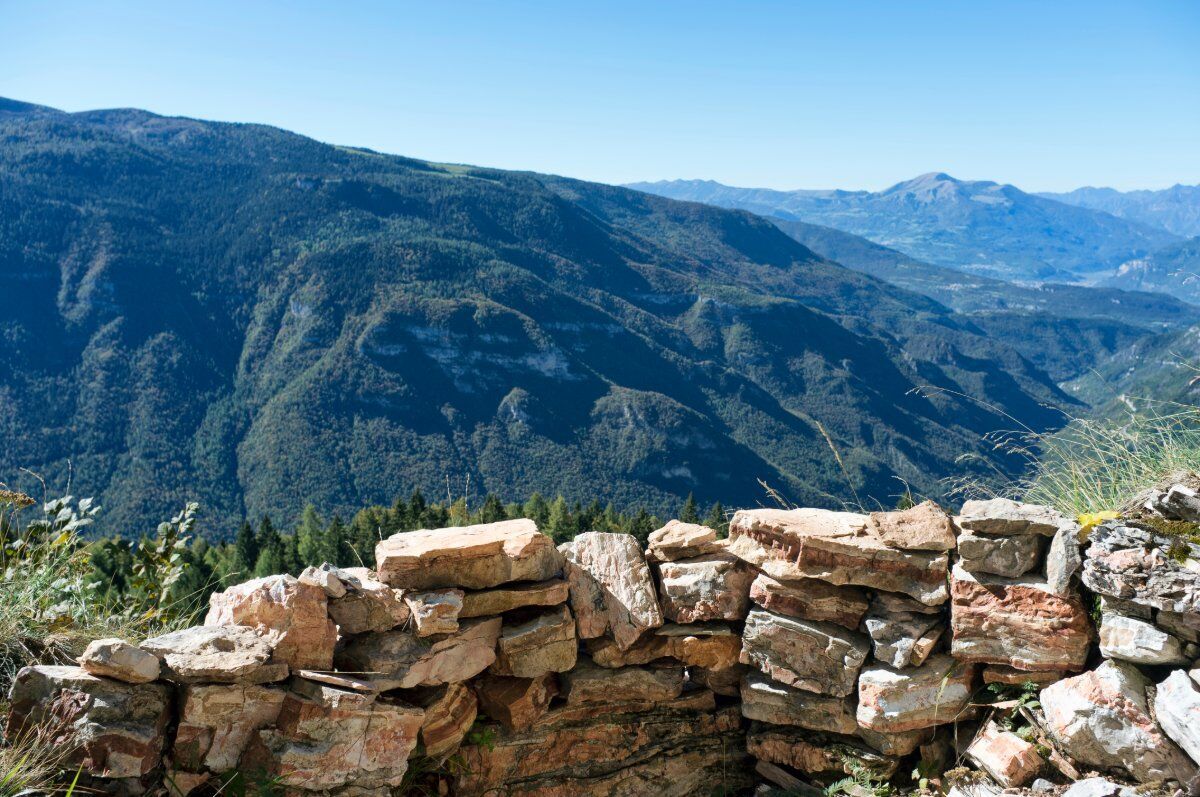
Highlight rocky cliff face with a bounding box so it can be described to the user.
[7,494,1200,795]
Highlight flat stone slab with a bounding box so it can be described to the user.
[957,531,1042,578]
[645,519,719,562]
[405,588,464,637]
[949,564,1092,672]
[79,638,160,684]
[375,518,564,590]
[740,607,869,697]
[559,531,663,650]
[1098,611,1189,665]
[587,622,741,670]
[336,616,502,688]
[142,626,288,684]
[857,654,976,732]
[746,724,898,779]
[459,578,569,618]
[740,672,856,734]
[956,498,1067,536]
[560,658,683,705]
[867,500,957,551]
[748,572,869,629]
[728,508,949,604]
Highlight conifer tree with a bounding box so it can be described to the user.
[546,495,578,543]
[679,492,700,523]
[705,501,728,537]
[408,489,427,528]
[253,517,286,577]
[233,520,258,580]
[627,508,657,547]
[296,505,333,567]
[523,492,550,527]
[478,494,506,524]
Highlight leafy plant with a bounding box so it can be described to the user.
[128,502,198,628]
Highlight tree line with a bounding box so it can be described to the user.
[86,490,729,619]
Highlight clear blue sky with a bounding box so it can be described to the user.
[3,0,1198,191]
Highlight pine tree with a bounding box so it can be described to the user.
[627,509,656,547]
[523,492,550,527]
[253,517,286,577]
[296,505,332,567]
[349,508,381,567]
[232,521,258,581]
[478,494,506,524]
[705,501,728,537]
[546,495,578,543]
[679,492,700,523]
[408,488,427,529]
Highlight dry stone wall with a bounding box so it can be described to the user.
[7,495,1200,795]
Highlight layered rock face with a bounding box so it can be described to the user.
[12,496,1200,795]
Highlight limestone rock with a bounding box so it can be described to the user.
[241,690,424,791]
[740,607,869,697]
[459,578,569,618]
[956,498,1066,536]
[78,638,160,684]
[1040,660,1194,783]
[325,566,408,634]
[205,574,337,670]
[1061,778,1141,797]
[375,518,563,590]
[6,665,171,779]
[645,519,719,561]
[405,588,465,637]
[298,563,346,598]
[747,724,898,779]
[173,684,286,772]
[728,508,949,604]
[748,572,868,629]
[490,605,578,677]
[862,596,943,669]
[690,663,745,697]
[856,654,976,733]
[1082,522,1200,613]
[455,697,751,797]
[1153,669,1200,767]
[966,721,1042,788]
[336,616,502,688]
[560,658,683,705]
[1145,482,1200,521]
[1045,521,1084,595]
[740,672,857,734]
[587,622,741,670]
[868,500,957,551]
[1157,609,1200,643]
[474,672,558,730]
[657,551,752,623]
[413,682,478,762]
[559,531,663,650]
[856,727,932,757]
[1098,612,1189,665]
[956,531,1042,578]
[982,665,1062,687]
[141,626,287,684]
[949,564,1092,672]
[289,675,376,710]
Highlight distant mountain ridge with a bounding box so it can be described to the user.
[0,98,1080,535]
[1042,184,1200,238]
[628,174,1179,283]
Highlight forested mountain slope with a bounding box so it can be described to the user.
[0,98,1073,534]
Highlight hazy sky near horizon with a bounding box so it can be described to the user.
[3,1,1198,192]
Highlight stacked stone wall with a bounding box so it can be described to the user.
[8,495,1200,795]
